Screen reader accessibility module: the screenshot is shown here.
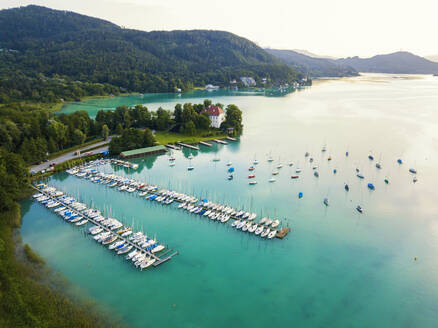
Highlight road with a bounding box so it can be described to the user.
[30,138,112,173]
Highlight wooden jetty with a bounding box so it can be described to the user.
[226,136,237,141]
[214,139,228,145]
[276,227,290,239]
[199,141,212,147]
[32,185,177,268]
[165,144,181,150]
[177,142,200,150]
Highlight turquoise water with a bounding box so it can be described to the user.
[59,89,267,117]
[22,74,438,327]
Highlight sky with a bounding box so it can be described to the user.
[2,0,438,58]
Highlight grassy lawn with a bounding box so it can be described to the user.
[154,131,227,145]
[47,138,105,159]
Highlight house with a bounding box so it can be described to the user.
[240,76,256,87]
[201,105,226,128]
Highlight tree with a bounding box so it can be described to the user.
[72,129,85,145]
[142,128,155,147]
[182,121,196,136]
[196,114,211,130]
[101,124,109,140]
[203,99,212,107]
[221,104,243,135]
[174,104,183,124]
[115,123,123,135]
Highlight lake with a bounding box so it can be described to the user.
[22,74,438,327]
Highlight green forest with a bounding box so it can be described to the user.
[0,5,303,103]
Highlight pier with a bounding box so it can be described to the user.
[226,136,237,141]
[177,142,200,150]
[32,185,178,268]
[67,161,290,240]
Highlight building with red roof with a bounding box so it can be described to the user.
[201,105,226,128]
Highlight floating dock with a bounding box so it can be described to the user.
[177,142,200,150]
[199,141,212,147]
[214,139,228,145]
[31,185,177,268]
[165,144,181,150]
[226,136,237,141]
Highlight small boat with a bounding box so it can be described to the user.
[384,178,389,184]
[346,151,349,157]
[309,158,314,163]
[259,217,267,224]
[367,183,375,190]
[269,177,276,183]
[249,181,258,185]
[356,205,363,213]
[298,192,303,198]
[228,175,233,180]
[328,156,332,161]
[288,162,294,166]
[169,162,175,167]
[187,166,194,171]
[277,164,283,169]
[305,152,310,157]
[397,159,403,164]
[248,166,255,171]
[314,171,319,177]
[253,159,259,165]
[356,168,360,173]
[272,171,279,175]
[368,155,374,160]
[312,165,318,170]
[409,168,417,174]
[188,154,194,160]
[323,198,329,206]
[357,173,364,179]
[265,219,273,226]
[213,157,220,162]
[226,161,232,166]
[376,163,382,169]
[255,226,264,235]
[267,156,274,162]
[321,146,327,152]
[248,174,256,178]
[248,224,257,233]
[291,175,299,179]
[295,168,302,173]
[271,219,280,228]
[333,169,337,174]
[344,184,349,191]
[413,177,418,183]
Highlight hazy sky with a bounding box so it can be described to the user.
[2,0,438,58]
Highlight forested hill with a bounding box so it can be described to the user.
[266,48,358,77]
[334,52,438,74]
[0,5,302,103]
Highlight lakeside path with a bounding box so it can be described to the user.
[30,138,112,173]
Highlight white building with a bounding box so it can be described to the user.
[201,105,226,128]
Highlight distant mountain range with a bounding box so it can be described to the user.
[334,51,438,74]
[425,55,438,63]
[265,48,358,78]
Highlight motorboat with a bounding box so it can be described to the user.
[269,178,276,183]
[249,181,257,185]
[227,161,232,166]
[376,163,382,169]
[272,171,279,175]
[314,171,319,177]
[248,166,255,171]
[277,164,283,169]
[248,174,256,178]
[345,184,349,191]
[356,205,363,213]
[298,192,303,198]
[384,178,389,184]
[187,166,194,171]
[367,183,375,190]
[291,175,299,179]
[397,159,403,164]
[323,198,329,206]
[261,228,270,238]
[409,168,417,174]
[368,154,374,160]
[288,162,294,166]
[357,173,364,179]
[267,230,277,239]
[295,168,302,173]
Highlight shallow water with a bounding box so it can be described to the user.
[22,74,438,327]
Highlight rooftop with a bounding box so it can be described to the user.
[201,105,224,116]
[120,145,166,157]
